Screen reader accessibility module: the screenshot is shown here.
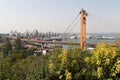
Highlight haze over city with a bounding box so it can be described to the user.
[0,0,120,33]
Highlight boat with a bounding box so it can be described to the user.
[97,36,115,40]
[70,36,77,39]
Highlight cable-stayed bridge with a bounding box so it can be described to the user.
[9,8,119,49]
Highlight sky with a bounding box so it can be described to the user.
[0,0,120,33]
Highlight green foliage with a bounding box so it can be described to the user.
[0,43,120,80]
[84,43,120,80]
[47,47,89,80]
[14,38,23,50]
[0,52,37,80]
[2,38,12,56]
[30,55,50,80]
[0,36,2,43]
[11,63,26,80]
[0,38,37,79]
[0,43,4,52]
[7,50,27,64]
[26,47,36,56]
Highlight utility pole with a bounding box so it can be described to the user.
[80,8,87,50]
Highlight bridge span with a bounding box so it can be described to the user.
[21,39,115,48]
[8,36,117,48]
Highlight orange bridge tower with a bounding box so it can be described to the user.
[80,8,87,50]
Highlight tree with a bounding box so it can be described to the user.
[14,38,23,50]
[0,58,12,80]
[84,43,120,79]
[2,38,12,56]
[47,47,88,80]
[11,64,26,80]
[0,35,2,43]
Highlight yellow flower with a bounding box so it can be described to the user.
[59,75,63,80]
[111,59,120,76]
[49,62,54,73]
[85,57,90,63]
[97,67,103,78]
[105,58,110,65]
[65,70,72,80]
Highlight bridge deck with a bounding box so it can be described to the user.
[22,39,100,46]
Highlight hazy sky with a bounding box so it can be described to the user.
[0,0,120,33]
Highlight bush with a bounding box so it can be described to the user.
[0,43,120,80]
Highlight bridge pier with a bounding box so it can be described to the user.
[80,8,87,50]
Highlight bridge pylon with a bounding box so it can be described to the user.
[80,8,87,50]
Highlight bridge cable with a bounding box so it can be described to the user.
[92,15,115,33]
[64,14,79,33]
[68,19,79,33]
